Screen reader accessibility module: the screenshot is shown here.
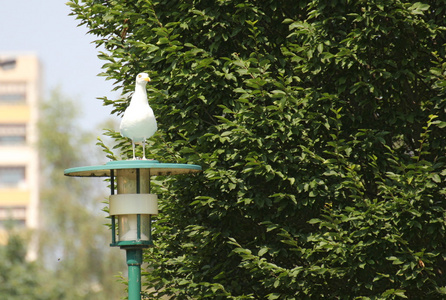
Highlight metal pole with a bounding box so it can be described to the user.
[126,248,142,300]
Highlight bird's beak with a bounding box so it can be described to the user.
[144,78,151,82]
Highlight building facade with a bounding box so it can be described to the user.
[0,55,40,259]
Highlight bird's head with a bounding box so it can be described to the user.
[136,72,151,85]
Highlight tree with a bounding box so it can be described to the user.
[0,228,53,299]
[68,1,446,299]
[38,88,126,299]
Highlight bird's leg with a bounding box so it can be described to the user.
[142,140,147,160]
[132,140,136,160]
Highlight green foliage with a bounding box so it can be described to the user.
[37,88,126,299]
[0,229,74,299]
[68,0,446,299]
[0,232,45,299]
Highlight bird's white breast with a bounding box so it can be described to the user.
[120,102,157,142]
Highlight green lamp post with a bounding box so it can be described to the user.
[64,160,201,300]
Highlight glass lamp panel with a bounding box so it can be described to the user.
[118,214,151,241]
[116,169,151,194]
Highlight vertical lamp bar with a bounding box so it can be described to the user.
[148,169,151,194]
[110,169,116,245]
[110,169,115,195]
[137,214,141,240]
[136,168,141,240]
[111,216,116,245]
[148,215,152,241]
[148,169,152,242]
[136,168,140,194]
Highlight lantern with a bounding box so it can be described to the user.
[64,160,201,299]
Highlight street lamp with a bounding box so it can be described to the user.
[64,160,201,300]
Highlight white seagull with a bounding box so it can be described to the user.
[120,72,158,160]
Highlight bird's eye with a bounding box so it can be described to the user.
[138,75,142,78]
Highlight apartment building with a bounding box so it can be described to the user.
[0,54,40,259]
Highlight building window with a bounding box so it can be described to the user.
[0,166,26,188]
[0,206,26,228]
[0,59,17,70]
[0,82,27,104]
[0,124,26,145]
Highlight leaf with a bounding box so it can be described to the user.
[258,247,269,257]
[409,2,430,15]
[431,174,441,183]
[308,218,321,224]
[387,256,404,265]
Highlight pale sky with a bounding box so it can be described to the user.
[0,0,118,129]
